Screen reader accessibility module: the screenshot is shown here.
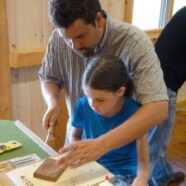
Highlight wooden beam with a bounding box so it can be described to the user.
[166,0,175,22]
[0,0,12,119]
[145,29,162,45]
[9,48,45,68]
[7,29,161,70]
[124,0,134,22]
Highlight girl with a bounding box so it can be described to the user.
[63,56,150,186]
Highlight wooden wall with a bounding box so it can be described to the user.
[6,0,53,139]
[7,0,52,50]
[100,0,125,20]
[0,0,12,119]
[3,0,186,148]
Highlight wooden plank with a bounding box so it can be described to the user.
[124,0,134,22]
[6,0,53,50]
[11,67,48,140]
[0,0,12,119]
[99,0,107,9]
[166,0,175,22]
[9,49,45,68]
[145,29,162,45]
[33,158,65,182]
[106,0,125,21]
[167,101,186,186]
[7,29,162,69]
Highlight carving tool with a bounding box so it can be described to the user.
[45,126,54,144]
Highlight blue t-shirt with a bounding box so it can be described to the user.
[71,96,141,176]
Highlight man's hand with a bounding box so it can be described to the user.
[42,102,61,130]
[57,139,106,168]
[41,82,61,130]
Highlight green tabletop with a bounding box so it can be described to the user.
[0,120,57,162]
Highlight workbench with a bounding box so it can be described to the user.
[0,120,114,186]
[0,119,57,162]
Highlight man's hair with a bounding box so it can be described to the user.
[83,56,129,92]
[49,0,102,28]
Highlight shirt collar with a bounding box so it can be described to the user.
[95,10,110,51]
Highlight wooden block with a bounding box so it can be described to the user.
[33,158,64,182]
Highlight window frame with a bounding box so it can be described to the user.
[124,0,175,41]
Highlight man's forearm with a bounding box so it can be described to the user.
[136,134,150,183]
[41,82,61,107]
[98,100,168,152]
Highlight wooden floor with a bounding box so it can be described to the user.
[167,103,186,186]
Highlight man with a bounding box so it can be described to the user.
[149,6,186,186]
[39,0,168,184]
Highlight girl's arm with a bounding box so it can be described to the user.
[69,126,82,143]
[132,134,150,186]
